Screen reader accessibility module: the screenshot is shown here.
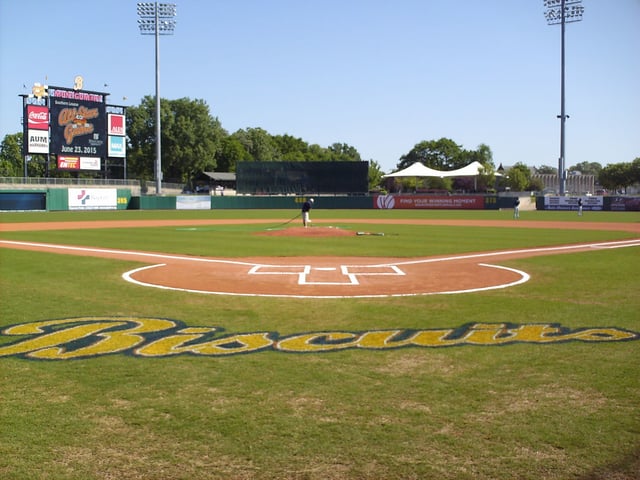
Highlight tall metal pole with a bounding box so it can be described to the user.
[138,2,176,196]
[559,0,567,195]
[544,0,583,196]
[154,3,162,195]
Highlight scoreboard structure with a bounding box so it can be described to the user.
[21,77,126,177]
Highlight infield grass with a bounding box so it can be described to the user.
[0,209,639,480]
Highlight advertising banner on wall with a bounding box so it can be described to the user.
[56,156,101,171]
[108,136,126,158]
[26,130,50,154]
[26,105,49,130]
[80,157,101,171]
[49,87,106,159]
[176,196,211,210]
[108,113,126,136]
[22,96,49,155]
[374,195,486,210]
[57,156,80,170]
[544,196,603,211]
[68,188,117,210]
[609,197,640,211]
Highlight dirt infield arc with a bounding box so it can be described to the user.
[123,252,530,298]
[1,219,639,298]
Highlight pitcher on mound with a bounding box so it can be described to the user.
[302,198,314,227]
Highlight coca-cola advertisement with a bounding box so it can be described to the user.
[26,106,49,130]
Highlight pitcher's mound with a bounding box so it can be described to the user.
[258,226,353,237]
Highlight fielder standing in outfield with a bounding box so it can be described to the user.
[513,197,520,219]
[302,198,314,227]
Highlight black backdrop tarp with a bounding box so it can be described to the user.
[237,161,369,195]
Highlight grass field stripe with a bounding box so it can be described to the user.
[369,239,640,267]
[0,240,273,268]
[2,239,638,270]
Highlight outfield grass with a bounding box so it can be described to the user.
[1,207,639,223]
[0,209,638,480]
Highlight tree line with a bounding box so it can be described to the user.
[0,95,638,192]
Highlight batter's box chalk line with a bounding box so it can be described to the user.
[248,264,405,286]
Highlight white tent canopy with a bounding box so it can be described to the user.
[382,162,446,178]
[438,161,500,177]
[383,161,500,178]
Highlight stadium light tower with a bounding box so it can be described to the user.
[544,0,583,196]
[137,2,177,195]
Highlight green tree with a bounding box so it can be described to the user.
[0,133,22,176]
[328,143,361,162]
[217,136,250,172]
[161,97,225,182]
[232,128,278,161]
[599,160,638,192]
[0,133,47,177]
[460,143,494,167]
[126,96,224,183]
[457,143,496,192]
[305,144,332,162]
[631,157,640,184]
[367,160,384,191]
[126,96,159,181]
[536,165,557,174]
[506,162,531,191]
[527,176,545,192]
[397,138,463,170]
[569,161,602,177]
[271,134,308,161]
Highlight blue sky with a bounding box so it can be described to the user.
[1,0,638,173]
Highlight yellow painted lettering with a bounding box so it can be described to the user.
[138,330,273,356]
[25,317,175,360]
[0,321,118,358]
[1,319,636,360]
[407,329,462,347]
[462,323,518,345]
[554,327,638,342]
[275,332,358,352]
[354,330,407,349]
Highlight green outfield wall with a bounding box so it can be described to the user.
[0,190,47,210]
[3,188,639,211]
[535,195,640,212]
[0,188,132,211]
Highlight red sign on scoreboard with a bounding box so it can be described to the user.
[108,114,125,136]
[58,156,80,170]
[27,105,49,130]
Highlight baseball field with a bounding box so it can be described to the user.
[1,208,639,479]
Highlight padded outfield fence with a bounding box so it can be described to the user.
[1,181,639,212]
